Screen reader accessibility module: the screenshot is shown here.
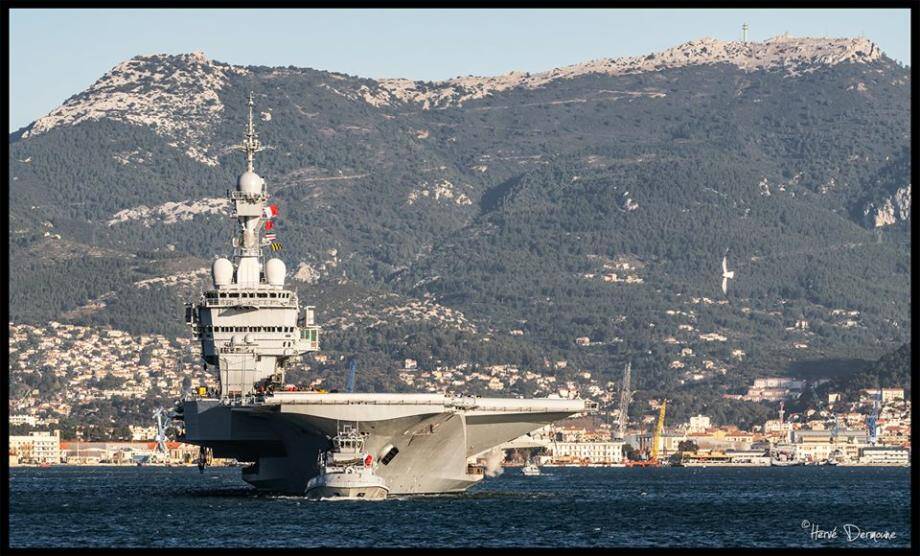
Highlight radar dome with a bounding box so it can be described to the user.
[212,257,233,287]
[237,171,264,195]
[265,258,286,286]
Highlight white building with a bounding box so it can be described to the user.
[129,425,159,441]
[9,430,62,464]
[791,430,868,463]
[9,414,38,426]
[863,388,905,403]
[687,415,711,433]
[858,446,909,466]
[753,377,806,390]
[552,441,623,464]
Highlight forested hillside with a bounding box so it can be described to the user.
[8,36,911,420]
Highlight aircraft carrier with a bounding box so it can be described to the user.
[173,94,594,495]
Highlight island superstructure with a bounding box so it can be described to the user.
[174,94,594,494]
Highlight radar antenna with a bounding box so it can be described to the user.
[243,91,262,172]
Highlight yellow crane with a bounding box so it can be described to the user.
[650,400,667,464]
[625,399,667,467]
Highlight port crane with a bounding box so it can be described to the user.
[616,363,632,441]
[151,408,173,464]
[626,399,667,467]
[650,400,668,464]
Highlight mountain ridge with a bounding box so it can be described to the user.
[15,35,889,143]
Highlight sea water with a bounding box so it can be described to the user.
[8,466,910,548]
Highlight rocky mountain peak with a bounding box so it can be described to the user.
[14,35,889,160]
[21,50,248,165]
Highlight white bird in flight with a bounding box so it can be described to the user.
[721,255,735,294]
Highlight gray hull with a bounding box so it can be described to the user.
[180,393,590,494]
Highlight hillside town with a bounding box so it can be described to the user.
[9,321,909,468]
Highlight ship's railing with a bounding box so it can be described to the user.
[203,297,297,308]
[260,394,593,413]
[265,398,452,407]
[226,189,266,202]
[219,345,257,354]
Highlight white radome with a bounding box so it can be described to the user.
[237,170,264,195]
[212,257,234,287]
[265,258,286,286]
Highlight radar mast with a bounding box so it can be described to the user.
[243,91,262,173]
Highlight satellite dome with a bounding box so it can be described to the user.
[212,257,233,287]
[265,258,286,286]
[230,335,242,346]
[244,334,254,344]
[237,170,264,195]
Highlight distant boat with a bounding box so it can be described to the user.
[770,457,803,467]
[522,460,541,476]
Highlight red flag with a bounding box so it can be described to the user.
[265,220,274,231]
[262,205,279,219]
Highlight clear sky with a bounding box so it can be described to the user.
[9,8,911,132]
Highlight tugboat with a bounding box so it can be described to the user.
[522,458,542,476]
[305,424,389,500]
[770,452,804,466]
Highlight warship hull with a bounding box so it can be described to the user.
[180,393,590,494]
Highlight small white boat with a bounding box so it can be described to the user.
[770,456,804,467]
[522,460,541,476]
[770,452,805,467]
[306,424,389,500]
